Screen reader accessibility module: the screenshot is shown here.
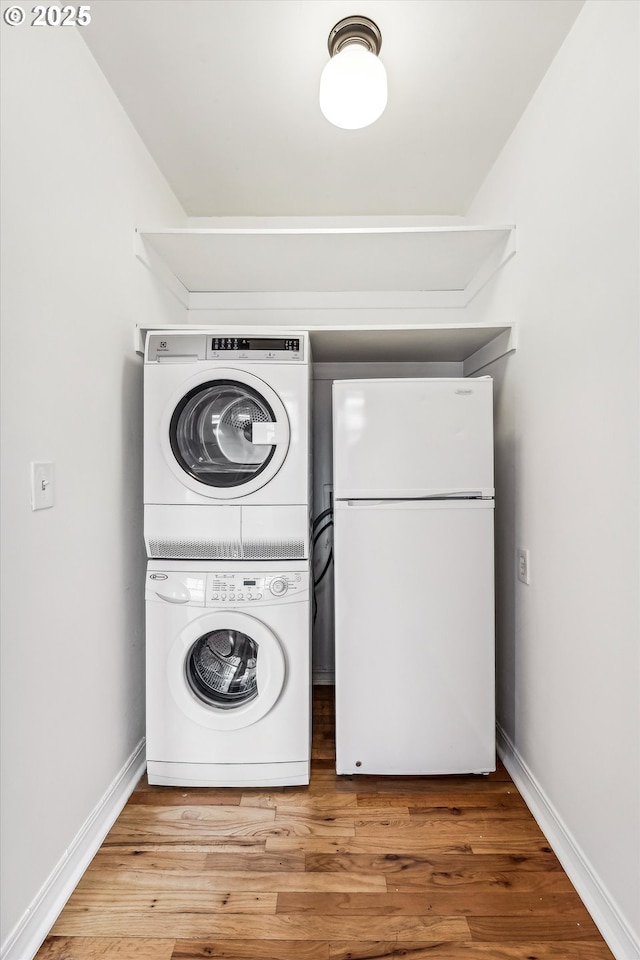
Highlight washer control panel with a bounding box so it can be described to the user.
[206,572,306,605]
[147,569,309,606]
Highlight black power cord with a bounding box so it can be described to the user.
[312,506,334,623]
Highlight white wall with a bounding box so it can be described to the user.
[466,2,639,956]
[0,23,185,958]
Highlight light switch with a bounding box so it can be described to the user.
[31,462,55,510]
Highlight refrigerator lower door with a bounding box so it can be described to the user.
[334,498,495,775]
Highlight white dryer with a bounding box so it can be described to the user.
[144,330,311,560]
[145,560,311,786]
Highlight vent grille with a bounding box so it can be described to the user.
[148,538,306,560]
[148,539,242,560]
[243,539,305,559]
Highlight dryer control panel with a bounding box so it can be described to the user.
[146,333,306,363]
[146,570,309,606]
[208,337,301,360]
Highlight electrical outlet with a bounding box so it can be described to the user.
[517,548,530,585]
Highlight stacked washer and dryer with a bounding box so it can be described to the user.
[143,330,312,786]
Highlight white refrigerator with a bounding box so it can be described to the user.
[333,377,495,775]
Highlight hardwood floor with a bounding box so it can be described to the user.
[36,687,614,959]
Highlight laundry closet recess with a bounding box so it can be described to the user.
[135,218,517,682]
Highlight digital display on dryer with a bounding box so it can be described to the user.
[211,338,300,351]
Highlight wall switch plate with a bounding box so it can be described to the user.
[517,547,530,585]
[31,462,55,510]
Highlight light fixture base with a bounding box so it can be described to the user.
[327,15,382,57]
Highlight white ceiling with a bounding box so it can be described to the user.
[81,0,584,217]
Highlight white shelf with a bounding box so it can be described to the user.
[308,324,513,364]
[135,323,515,376]
[136,223,515,299]
[134,222,516,374]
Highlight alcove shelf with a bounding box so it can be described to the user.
[135,221,516,374]
[135,323,515,377]
[136,222,515,302]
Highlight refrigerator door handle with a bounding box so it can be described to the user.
[342,499,494,510]
[340,489,493,502]
[345,496,492,507]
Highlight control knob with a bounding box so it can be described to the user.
[269,577,288,597]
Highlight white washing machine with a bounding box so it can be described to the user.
[145,560,311,786]
[144,329,311,561]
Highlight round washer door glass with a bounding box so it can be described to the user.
[168,610,287,731]
[186,628,258,709]
[170,380,278,488]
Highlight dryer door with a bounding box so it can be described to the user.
[168,610,286,730]
[162,369,291,500]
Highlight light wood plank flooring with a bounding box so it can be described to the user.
[36,687,615,959]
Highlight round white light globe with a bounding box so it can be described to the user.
[319,44,387,130]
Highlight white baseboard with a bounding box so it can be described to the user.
[497,723,639,960]
[1,739,146,960]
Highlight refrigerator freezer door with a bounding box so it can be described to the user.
[334,499,495,775]
[333,378,494,499]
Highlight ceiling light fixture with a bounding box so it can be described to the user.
[319,15,387,130]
